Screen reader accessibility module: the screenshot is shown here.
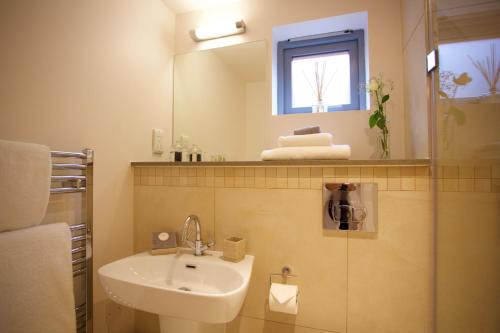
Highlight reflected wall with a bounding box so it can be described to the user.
[433,1,500,332]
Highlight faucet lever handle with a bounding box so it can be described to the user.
[207,240,215,247]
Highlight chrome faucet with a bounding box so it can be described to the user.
[181,215,214,256]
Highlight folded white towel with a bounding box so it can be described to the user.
[278,133,333,148]
[0,140,51,232]
[0,223,76,333]
[261,145,351,160]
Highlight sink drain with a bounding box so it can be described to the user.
[178,287,191,292]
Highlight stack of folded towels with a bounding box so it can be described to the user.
[261,126,351,161]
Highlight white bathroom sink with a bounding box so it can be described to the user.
[98,250,254,324]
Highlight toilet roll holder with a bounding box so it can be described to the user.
[269,266,298,285]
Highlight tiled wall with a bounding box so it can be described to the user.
[133,164,435,333]
[134,165,432,192]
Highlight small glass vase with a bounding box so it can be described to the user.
[377,129,390,159]
[312,100,326,113]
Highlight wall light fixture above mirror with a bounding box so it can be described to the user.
[190,20,246,42]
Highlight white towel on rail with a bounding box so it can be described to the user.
[0,223,76,333]
[278,133,333,147]
[0,139,51,232]
[261,145,351,161]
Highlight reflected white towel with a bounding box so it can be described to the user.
[278,133,333,147]
[261,145,351,160]
[0,140,51,232]
[0,223,76,333]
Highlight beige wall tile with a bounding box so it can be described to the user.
[188,168,197,177]
[255,168,266,178]
[299,167,310,178]
[225,167,235,177]
[215,188,347,333]
[276,178,287,189]
[401,177,416,191]
[214,168,224,177]
[255,177,266,188]
[244,167,255,177]
[134,186,214,253]
[348,167,360,177]
[361,167,374,178]
[196,167,206,177]
[387,178,401,191]
[244,177,255,188]
[475,166,491,179]
[234,168,245,177]
[310,178,323,189]
[374,177,388,191]
[415,178,430,191]
[287,167,299,178]
[179,176,188,187]
[234,177,245,188]
[436,192,500,333]
[492,179,500,193]
[459,179,474,192]
[287,178,299,189]
[323,167,334,177]
[443,179,459,192]
[206,167,214,177]
[171,167,179,177]
[492,165,500,179]
[373,167,387,178]
[180,167,188,177]
[205,177,214,187]
[474,179,491,192]
[348,192,433,333]
[225,177,235,188]
[388,167,401,178]
[336,167,348,177]
[196,177,206,187]
[459,166,474,179]
[265,177,276,188]
[214,177,225,187]
[276,167,287,178]
[443,166,459,179]
[187,177,197,187]
[227,315,329,333]
[415,166,429,177]
[266,167,277,178]
[299,178,311,189]
[310,167,322,178]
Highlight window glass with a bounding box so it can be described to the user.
[291,52,351,108]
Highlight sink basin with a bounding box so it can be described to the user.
[98,249,254,326]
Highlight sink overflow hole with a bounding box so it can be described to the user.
[178,286,191,292]
[185,264,197,269]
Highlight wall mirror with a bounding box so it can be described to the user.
[173,12,431,161]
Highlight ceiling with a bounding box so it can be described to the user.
[162,0,241,14]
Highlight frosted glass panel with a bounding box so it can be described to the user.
[291,52,351,108]
[439,38,500,99]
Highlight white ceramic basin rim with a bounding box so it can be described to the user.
[98,250,254,324]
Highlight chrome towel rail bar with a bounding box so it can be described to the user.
[51,151,88,159]
[52,163,86,170]
[51,187,86,194]
[69,224,86,231]
[51,175,86,182]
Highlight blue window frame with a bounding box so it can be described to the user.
[277,30,366,114]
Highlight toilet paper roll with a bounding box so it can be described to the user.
[269,283,298,315]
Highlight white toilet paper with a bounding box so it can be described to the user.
[269,283,299,314]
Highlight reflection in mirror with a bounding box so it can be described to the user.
[173,41,266,161]
[173,7,432,162]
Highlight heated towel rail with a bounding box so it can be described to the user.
[50,149,93,333]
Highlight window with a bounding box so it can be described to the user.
[277,30,366,114]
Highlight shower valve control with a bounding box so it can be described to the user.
[322,182,378,232]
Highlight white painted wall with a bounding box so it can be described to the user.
[0,1,176,332]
